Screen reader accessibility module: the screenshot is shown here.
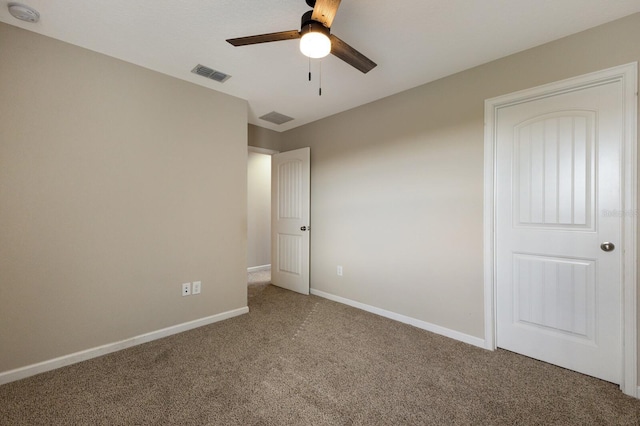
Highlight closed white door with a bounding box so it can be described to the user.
[271,147,310,295]
[495,79,624,383]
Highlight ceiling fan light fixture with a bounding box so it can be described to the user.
[299,22,331,59]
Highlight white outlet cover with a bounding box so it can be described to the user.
[192,281,201,294]
[182,282,191,296]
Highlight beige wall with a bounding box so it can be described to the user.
[247,151,271,268]
[279,13,640,349]
[248,124,282,151]
[0,23,248,372]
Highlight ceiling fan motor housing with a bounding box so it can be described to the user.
[300,10,330,36]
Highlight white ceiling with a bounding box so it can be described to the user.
[2,1,640,132]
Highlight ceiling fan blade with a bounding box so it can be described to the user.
[226,30,301,47]
[330,35,377,74]
[311,0,341,28]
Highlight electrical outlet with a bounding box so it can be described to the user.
[192,281,201,295]
[182,282,191,296]
[337,265,343,276]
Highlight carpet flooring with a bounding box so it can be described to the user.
[1,273,639,425]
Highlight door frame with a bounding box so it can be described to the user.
[483,63,638,397]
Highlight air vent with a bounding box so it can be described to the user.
[259,111,294,125]
[191,64,231,83]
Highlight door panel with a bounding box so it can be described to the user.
[514,112,595,228]
[277,234,302,275]
[512,254,595,341]
[496,81,622,384]
[271,148,310,295]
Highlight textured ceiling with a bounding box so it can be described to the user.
[2,0,640,131]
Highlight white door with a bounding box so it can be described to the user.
[495,78,625,383]
[271,147,310,295]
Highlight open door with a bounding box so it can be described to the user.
[271,147,310,295]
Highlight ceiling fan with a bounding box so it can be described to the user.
[226,0,377,74]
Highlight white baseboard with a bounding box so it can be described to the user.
[247,264,271,273]
[310,289,485,349]
[0,306,249,386]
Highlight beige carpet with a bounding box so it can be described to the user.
[247,268,271,287]
[1,276,639,425]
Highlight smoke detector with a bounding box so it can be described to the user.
[8,3,40,23]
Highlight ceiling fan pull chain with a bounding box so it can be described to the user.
[319,60,322,96]
[308,56,312,82]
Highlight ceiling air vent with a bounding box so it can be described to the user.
[259,111,294,125]
[191,64,231,83]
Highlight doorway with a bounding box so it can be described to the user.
[246,146,311,295]
[247,147,277,285]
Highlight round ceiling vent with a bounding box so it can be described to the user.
[8,3,40,23]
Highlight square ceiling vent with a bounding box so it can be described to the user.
[259,111,294,125]
[191,64,231,83]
